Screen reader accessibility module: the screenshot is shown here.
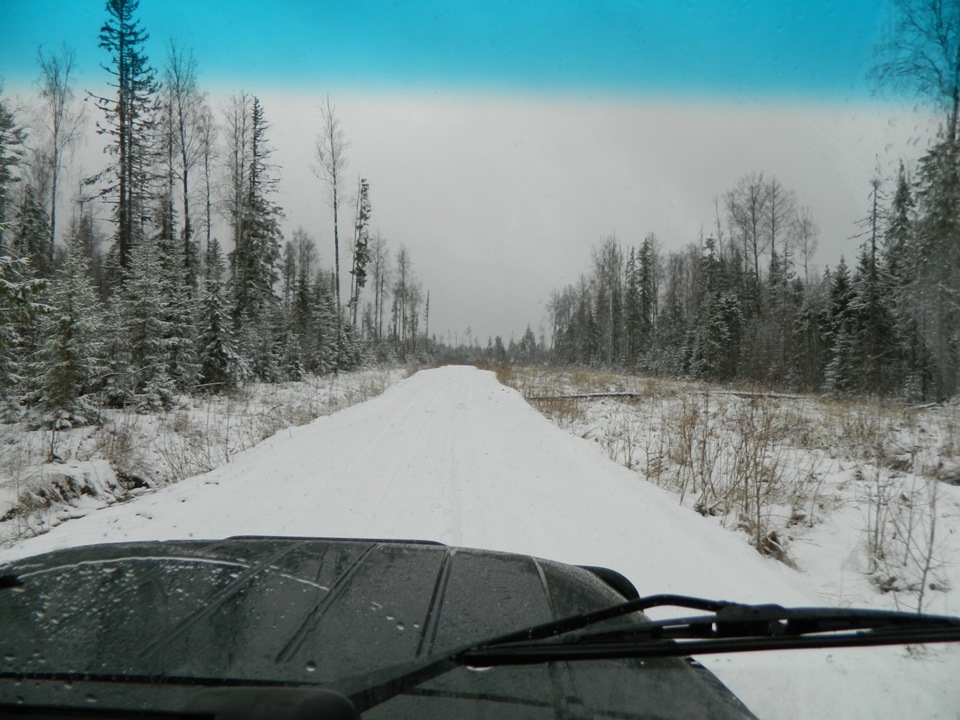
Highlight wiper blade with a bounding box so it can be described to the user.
[462,600,960,666]
[345,594,709,710]
[345,594,960,711]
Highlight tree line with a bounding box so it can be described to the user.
[543,166,929,398]
[542,0,960,401]
[0,0,431,424]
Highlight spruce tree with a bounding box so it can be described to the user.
[884,162,932,398]
[12,184,52,277]
[623,247,641,366]
[789,276,830,391]
[913,135,960,396]
[824,258,856,395]
[229,97,282,346]
[94,0,159,271]
[0,255,46,418]
[198,238,243,391]
[310,270,338,374]
[153,193,198,391]
[0,85,26,252]
[118,239,174,410]
[33,231,103,423]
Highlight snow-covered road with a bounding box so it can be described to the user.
[2,366,957,718]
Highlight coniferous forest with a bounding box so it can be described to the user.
[3,0,960,431]
[0,0,432,425]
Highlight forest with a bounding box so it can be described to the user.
[0,1,435,425]
[2,0,960,431]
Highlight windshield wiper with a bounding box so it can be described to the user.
[345,594,960,711]
[462,596,960,665]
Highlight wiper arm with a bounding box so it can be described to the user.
[345,594,712,710]
[345,594,960,711]
[462,600,960,666]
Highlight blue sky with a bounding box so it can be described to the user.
[3,0,889,99]
[1,1,926,341]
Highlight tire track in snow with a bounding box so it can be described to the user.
[357,369,456,536]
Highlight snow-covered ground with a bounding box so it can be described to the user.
[1,366,958,719]
[0,368,402,547]
[509,368,960,615]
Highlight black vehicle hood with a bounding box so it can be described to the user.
[0,536,756,719]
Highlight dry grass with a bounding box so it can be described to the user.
[0,369,400,547]
[504,366,957,583]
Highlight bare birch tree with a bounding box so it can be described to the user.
[725,172,768,288]
[164,42,206,293]
[36,44,84,265]
[369,231,389,342]
[872,0,960,141]
[794,205,818,284]
[314,96,348,367]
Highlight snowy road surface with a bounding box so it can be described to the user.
[2,366,957,719]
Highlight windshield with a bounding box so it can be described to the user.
[1,2,959,720]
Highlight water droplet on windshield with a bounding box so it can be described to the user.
[466,665,494,673]
[396,621,405,631]
[2,654,14,663]
[305,660,317,673]
[85,694,98,704]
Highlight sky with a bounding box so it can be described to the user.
[0,0,939,343]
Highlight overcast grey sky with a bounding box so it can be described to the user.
[258,91,933,343]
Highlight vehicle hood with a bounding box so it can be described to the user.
[0,536,756,719]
